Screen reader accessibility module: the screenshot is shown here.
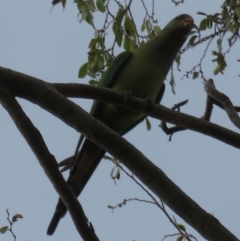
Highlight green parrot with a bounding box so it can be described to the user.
[47,14,194,235]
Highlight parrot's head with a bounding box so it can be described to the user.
[163,14,194,39]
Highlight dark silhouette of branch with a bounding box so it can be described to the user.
[53,81,240,149]
[159,79,240,138]
[160,96,213,138]
[160,100,188,140]
[205,79,240,129]
[0,66,239,241]
[111,163,194,241]
[0,85,100,241]
[6,209,16,241]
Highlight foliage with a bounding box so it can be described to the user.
[182,0,240,79]
[0,209,23,240]
[67,0,161,83]
[53,0,240,85]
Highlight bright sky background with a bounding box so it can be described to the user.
[1,1,240,241]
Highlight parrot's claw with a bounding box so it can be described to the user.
[122,90,132,104]
[144,97,153,103]
[141,97,153,111]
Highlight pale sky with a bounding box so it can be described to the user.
[0,1,240,241]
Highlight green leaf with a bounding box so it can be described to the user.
[96,0,106,13]
[226,0,234,6]
[207,18,212,29]
[124,36,137,51]
[212,15,223,24]
[124,36,130,51]
[85,14,94,27]
[222,6,230,22]
[87,71,96,78]
[112,6,125,35]
[112,7,125,47]
[79,4,88,20]
[93,60,101,72]
[170,71,176,95]
[88,38,97,48]
[115,169,120,179]
[88,48,98,62]
[199,18,207,31]
[234,5,240,19]
[111,166,121,180]
[144,20,151,34]
[192,71,199,79]
[213,65,222,75]
[129,38,137,51]
[78,2,95,27]
[116,29,123,47]
[112,21,118,35]
[0,226,8,234]
[141,21,145,32]
[177,224,186,231]
[96,36,105,49]
[98,56,105,70]
[89,79,99,86]
[212,50,218,56]
[116,6,125,22]
[146,117,151,131]
[176,235,184,241]
[103,155,115,161]
[188,35,197,45]
[212,51,227,75]
[153,25,161,34]
[88,49,103,73]
[78,63,88,78]
[88,60,97,73]
[197,11,207,16]
[175,54,181,65]
[147,31,156,39]
[104,51,113,65]
[124,15,136,41]
[107,205,114,209]
[62,0,66,8]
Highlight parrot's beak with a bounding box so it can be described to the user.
[184,16,194,29]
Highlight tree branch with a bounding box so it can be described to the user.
[53,82,240,149]
[0,66,239,241]
[205,79,240,129]
[0,85,100,241]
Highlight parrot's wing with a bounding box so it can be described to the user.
[58,51,133,172]
[99,51,132,88]
[155,83,165,104]
[90,51,132,116]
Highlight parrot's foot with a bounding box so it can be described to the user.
[122,90,132,104]
[141,98,153,112]
[144,97,153,102]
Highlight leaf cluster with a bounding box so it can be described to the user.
[179,0,240,80]
[75,0,161,85]
[53,0,240,82]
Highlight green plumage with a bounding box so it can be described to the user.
[47,14,193,235]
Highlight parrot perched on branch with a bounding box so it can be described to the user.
[47,14,194,235]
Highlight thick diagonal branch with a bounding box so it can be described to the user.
[0,86,100,241]
[0,67,239,241]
